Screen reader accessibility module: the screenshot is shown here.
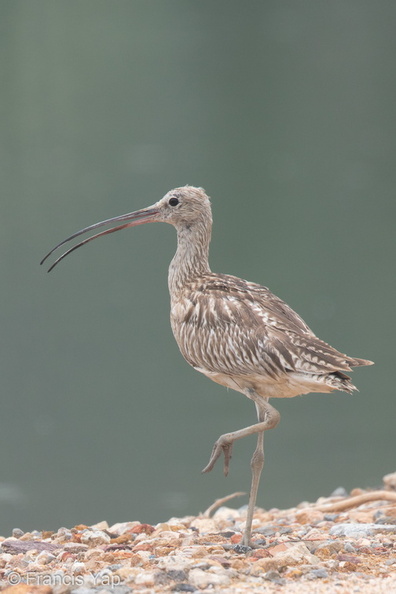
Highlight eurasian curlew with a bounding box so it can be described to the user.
[41,186,373,547]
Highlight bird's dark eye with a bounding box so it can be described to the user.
[169,197,179,207]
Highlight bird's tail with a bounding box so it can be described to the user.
[350,357,374,367]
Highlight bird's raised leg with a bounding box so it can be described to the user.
[202,393,280,547]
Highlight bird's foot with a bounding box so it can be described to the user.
[202,437,233,476]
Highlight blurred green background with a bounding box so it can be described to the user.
[1,0,394,535]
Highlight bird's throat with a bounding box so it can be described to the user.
[168,225,211,293]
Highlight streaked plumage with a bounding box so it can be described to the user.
[171,272,370,399]
[41,185,373,547]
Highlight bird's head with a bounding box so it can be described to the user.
[155,186,212,229]
[41,185,212,271]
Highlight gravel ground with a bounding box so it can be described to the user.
[0,473,395,594]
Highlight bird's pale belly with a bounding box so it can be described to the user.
[193,366,335,399]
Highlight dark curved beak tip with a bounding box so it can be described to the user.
[40,206,159,272]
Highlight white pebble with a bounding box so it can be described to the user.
[80,530,110,546]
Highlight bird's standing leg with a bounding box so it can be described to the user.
[242,396,279,546]
[202,393,280,547]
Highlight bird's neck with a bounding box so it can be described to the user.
[168,223,212,294]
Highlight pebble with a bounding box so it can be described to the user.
[255,525,276,536]
[56,527,74,542]
[134,571,156,586]
[324,513,339,522]
[63,542,89,553]
[344,542,357,553]
[36,550,56,564]
[188,567,230,588]
[383,471,396,490]
[310,567,329,579]
[0,481,395,593]
[212,506,241,521]
[296,509,324,525]
[263,569,285,584]
[90,521,109,531]
[330,486,349,497]
[108,521,140,535]
[329,522,396,538]
[189,518,218,534]
[80,530,111,546]
[171,585,195,593]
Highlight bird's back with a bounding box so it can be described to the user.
[170,273,373,398]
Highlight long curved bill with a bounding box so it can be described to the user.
[40,206,159,272]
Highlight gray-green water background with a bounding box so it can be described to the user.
[1,0,394,535]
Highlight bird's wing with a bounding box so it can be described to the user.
[171,273,359,379]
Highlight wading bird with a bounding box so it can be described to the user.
[41,186,373,547]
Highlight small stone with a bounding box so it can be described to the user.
[278,526,292,534]
[282,543,320,566]
[330,487,348,497]
[344,542,357,553]
[134,571,156,586]
[304,528,327,541]
[383,471,396,490]
[310,567,328,579]
[375,515,396,525]
[255,526,276,536]
[188,567,230,588]
[0,553,13,565]
[212,506,240,522]
[166,569,188,582]
[63,542,89,553]
[36,550,56,564]
[19,532,34,541]
[130,523,155,535]
[324,513,339,522]
[190,518,218,534]
[267,543,288,555]
[296,500,311,509]
[356,537,371,548]
[264,569,284,584]
[108,522,140,535]
[81,530,111,546]
[329,522,396,538]
[284,568,304,578]
[337,553,362,564]
[154,522,186,534]
[85,547,106,559]
[219,530,237,538]
[171,585,195,593]
[12,528,24,538]
[233,543,252,554]
[117,565,140,579]
[71,561,86,574]
[2,586,52,594]
[296,509,324,525]
[56,527,74,542]
[90,520,109,531]
[251,543,320,574]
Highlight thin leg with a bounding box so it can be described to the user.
[202,394,280,547]
[242,398,279,546]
